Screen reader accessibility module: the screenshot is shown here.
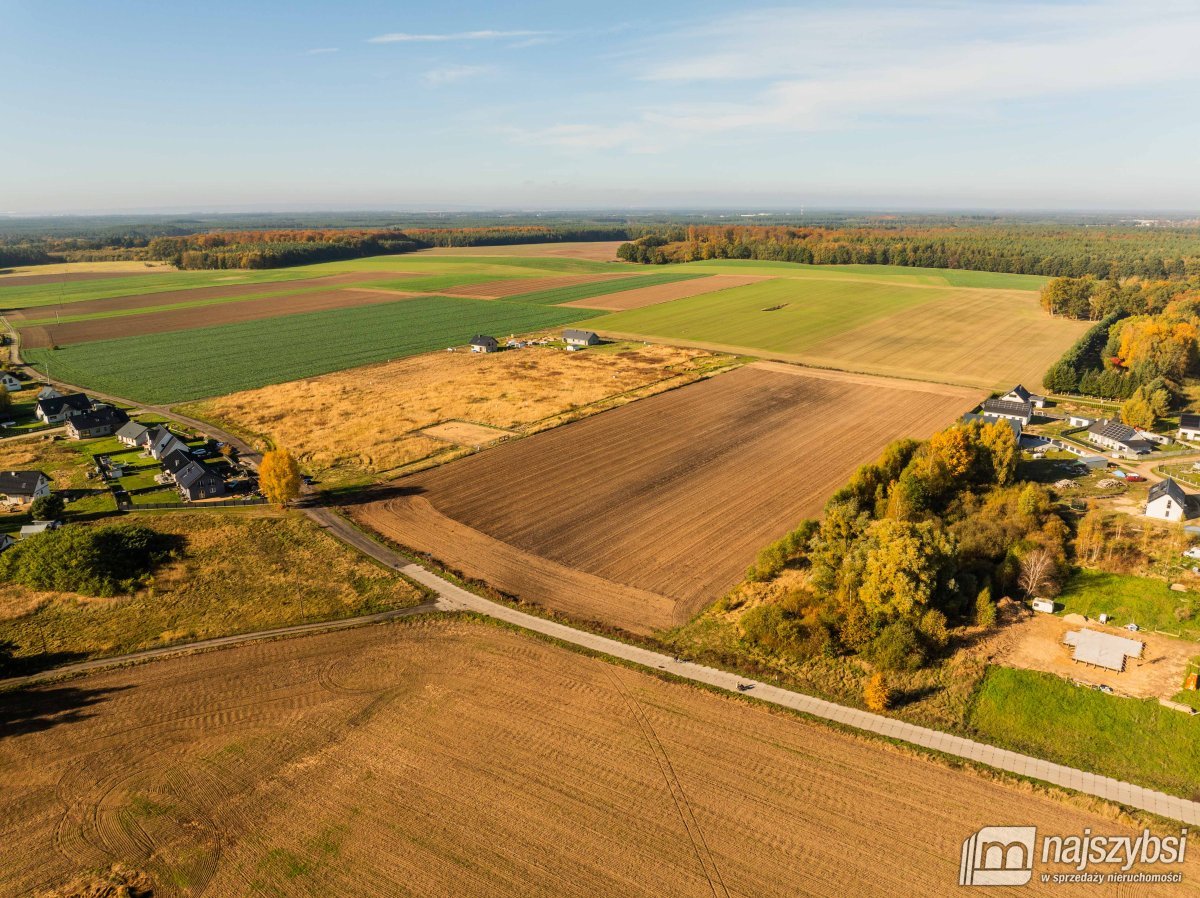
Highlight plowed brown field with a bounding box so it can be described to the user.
[563,274,771,310]
[444,272,635,298]
[3,617,1181,898]
[351,363,979,631]
[20,287,422,348]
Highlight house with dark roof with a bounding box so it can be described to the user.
[0,470,50,504]
[563,329,601,347]
[1087,419,1152,456]
[1146,478,1191,522]
[139,425,189,461]
[116,421,150,447]
[0,373,22,393]
[1179,413,1200,442]
[961,412,1022,439]
[66,406,129,441]
[999,384,1045,409]
[35,392,93,424]
[160,447,196,481]
[175,461,226,501]
[469,335,499,353]
[979,398,1033,426]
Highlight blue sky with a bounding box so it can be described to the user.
[3,0,1200,213]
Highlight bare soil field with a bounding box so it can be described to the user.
[0,263,172,284]
[422,420,516,446]
[2,617,1177,898]
[6,271,407,322]
[442,272,635,298]
[563,274,771,311]
[992,611,1192,700]
[419,240,627,260]
[185,342,725,483]
[352,363,977,631]
[19,287,423,348]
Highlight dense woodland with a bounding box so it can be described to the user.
[737,420,1066,672]
[618,225,1200,278]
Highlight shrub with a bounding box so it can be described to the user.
[30,493,65,521]
[0,523,180,596]
[864,673,893,712]
[975,586,997,627]
[867,620,926,671]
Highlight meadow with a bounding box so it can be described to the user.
[679,259,1049,289]
[25,296,603,403]
[1055,568,1200,632]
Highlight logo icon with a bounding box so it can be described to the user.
[960,826,1037,886]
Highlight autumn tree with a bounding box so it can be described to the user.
[975,586,997,627]
[864,673,893,712]
[259,449,302,507]
[856,519,955,620]
[1017,548,1058,598]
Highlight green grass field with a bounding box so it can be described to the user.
[681,260,1049,289]
[26,296,603,403]
[1055,569,1200,633]
[0,269,317,310]
[498,270,707,305]
[968,665,1200,798]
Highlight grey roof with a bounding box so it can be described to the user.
[563,329,599,342]
[980,398,1032,418]
[0,470,48,496]
[1005,384,1033,402]
[1063,628,1143,672]
[469,334,497,345]
[68,406,129,432]
[1149,477,1187,506]
[961,412,1022,437]
[36,392,91,417]
[1181,413,1200,431]
[116,421,149,441]
[161,447,195,474]
[175,460,219,490]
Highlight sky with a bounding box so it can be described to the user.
[2,0,1199,214]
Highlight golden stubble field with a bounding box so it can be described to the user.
[186,342,727,482]
[3,617,1188,898]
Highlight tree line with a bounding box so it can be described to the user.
[617,225,1200,278]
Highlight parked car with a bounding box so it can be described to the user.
[1124,474,1146,482]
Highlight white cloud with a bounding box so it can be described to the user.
[368,29,549,44]
[422,64,493,86]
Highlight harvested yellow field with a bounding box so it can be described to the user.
[184,342,730,482]
[5,618,1189,897]
[0,260,173,280]
[422,420,515,446]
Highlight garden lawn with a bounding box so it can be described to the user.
[25,296,604,404]
[1056,568,1199,632]
[968,665,1200,798]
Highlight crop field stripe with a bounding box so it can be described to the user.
[24,296,604,404]
[678,259,1049,289]
[0,269,321,310]
[497,270,710,305]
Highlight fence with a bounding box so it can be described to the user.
[117,496,267,511]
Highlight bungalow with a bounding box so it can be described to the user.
[115,421,150,447]
[1179,413,1200,442]
[175,460,226,501]
[0,372,21,392]
[0,470,50,504]
[563,329,601,347]
[469,335,499,353]
[1087,419,1153,456]
[1146,478,1190,522]
[65,406,129,440]
[979,398,1033,426]
[961,412,1022,438]
[999,384,1046,409]
[19,520,61,538]
[35,392,92,424]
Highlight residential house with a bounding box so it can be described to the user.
[469,335,499,353]
[65,406,129,440]
[175,460,226,501]
[115,421,150,447]
[160,447,195,481]
[0,373,21,392]
[1087,419,1153,456]
[140,426,189,461]
[1146,478,1190,522]
[979,398,1033,426]
[36,385,60,401]
[999,384,1046,409]
[35,392,92,424]
[960,412,1022,438]
[563,329,601,347]
[1179,413,1200,441]
[19,520,61,538]
[0,470,50,505]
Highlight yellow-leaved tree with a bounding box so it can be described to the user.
[260,449,301,507]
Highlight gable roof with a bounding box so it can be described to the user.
[1087,419,1139,444]
[115,421,149,442]
[469,334,497,346]
[1181,413,1200,431]
[563,329,598,342]
[0,470,48,496]
[980,398,1032,418]
[161,447,195,474]
[36,392,91,417]
[1149,477,1187,506]
[175,460,219,489]
[68,406,129,432]
[1004,384,1033,402]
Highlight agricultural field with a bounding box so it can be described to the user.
[562,273,770,311]
[351,363,978,633]
[24,297,605,404]
[0,511,423,672]
[418,239,626,260]
[183,341,731,484]
[589,275,1088,391]
[0,616,1170,898]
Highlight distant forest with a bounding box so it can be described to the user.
[617,225,1200,279]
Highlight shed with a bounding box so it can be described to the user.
[1031,598,1055,613]
[469,335,499,353]
[1063,628,1144,672]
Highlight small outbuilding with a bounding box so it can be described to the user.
[1031,598,1055,613]
[1067,415,1095,428]
[469,335,499,354]
[1063,628,1143,672]
[1179,413,1200,442]
[563,329,601,347]
[0,373,21,393]
[19,520,62,538]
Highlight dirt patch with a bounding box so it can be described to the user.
[562,274,773,311]
[353,363,976,630]
[19,287,423,348]
[418,240,627,261]
[442,272,636,299]
[421,421,515,447]
[993,611,1193,700]
[0,617,1171,898]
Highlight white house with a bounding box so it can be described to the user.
[1146,478,1189,522]
[469,335,499,354]
[1087,419,1152,456]
[0,470,50,505]
[1067,414,1095,428]
[35,392,92,424]
[979,398,1033,426]
[1179,413,1200,442]
[1135,428,1174,447]
[115,421,150,447]
[563,329,601,347]
[999,384,1045,409]
[0,373,21,392]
